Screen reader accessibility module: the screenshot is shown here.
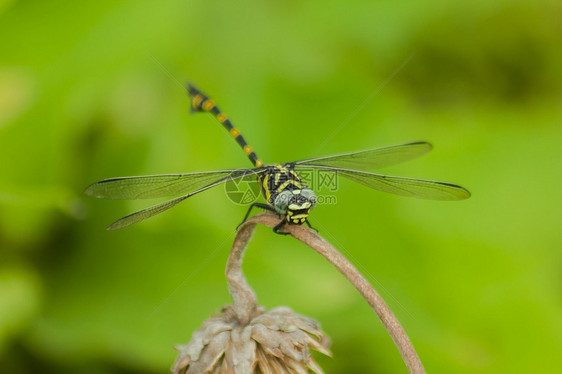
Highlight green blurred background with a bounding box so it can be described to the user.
[1,0,561,373]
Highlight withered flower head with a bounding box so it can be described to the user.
[172,305,331,374]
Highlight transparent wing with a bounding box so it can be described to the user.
[85,168,266,230]
[85,169,262,200]
[308,165,470,200]
[294,141,432,171]
[106,194,191,230]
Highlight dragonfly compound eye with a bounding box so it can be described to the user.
[273,190,293,214]
[298,188,317,209]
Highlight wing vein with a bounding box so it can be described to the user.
[302,165,470,200]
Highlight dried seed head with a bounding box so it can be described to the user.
[172,305,331,374]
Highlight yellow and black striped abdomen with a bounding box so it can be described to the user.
[187,84,263,168]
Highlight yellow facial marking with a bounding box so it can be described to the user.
[288,214,307,224]
[230,128,240,137]
[291,214,308,219]
[217,113,227,123]
[243,145,253,155]
[288,201,311,211]
[202,100,215,111]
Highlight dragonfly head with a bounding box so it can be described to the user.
[274,188,317,225]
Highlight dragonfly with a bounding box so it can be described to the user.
[85,84,470,234]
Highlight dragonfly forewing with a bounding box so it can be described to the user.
[295,141,432,171]
[85,169,259,200]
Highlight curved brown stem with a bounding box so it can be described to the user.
[235,212,426,374]
[225,221,259,325]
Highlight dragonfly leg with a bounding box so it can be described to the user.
[273,218,290,235]
[237,202,276,230]
[305,219,319,233]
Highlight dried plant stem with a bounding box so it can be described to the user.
[225,220,259,324]
[237,212,426,374]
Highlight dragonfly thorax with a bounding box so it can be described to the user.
[274,188,317,224]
